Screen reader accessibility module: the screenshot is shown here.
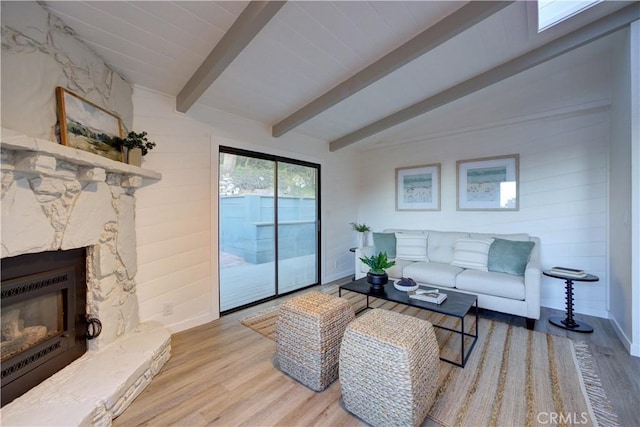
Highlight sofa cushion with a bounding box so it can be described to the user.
[450,238,494,271]
[427,231,470,264]
[395,233,428,261]
[373,232,396,259]
[456,269,525,300]
[402,262,462,288]
[488,238,535,276]
[386,259,416,279]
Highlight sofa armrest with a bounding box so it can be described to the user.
[354,246,374,279]
[524,237,541,320]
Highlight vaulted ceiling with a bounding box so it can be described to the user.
[43,1,638,151]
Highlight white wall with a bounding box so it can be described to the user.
[132,86,359,332]
[358,110,609,317]
[629,20,640,357]
[608,26,634,353]
[133,87,215,332]
[355,40,615,318]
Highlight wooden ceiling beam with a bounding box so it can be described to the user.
[272,1,513,138]
[176,1,286,113]
[329,2,640,152]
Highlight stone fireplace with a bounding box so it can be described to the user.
[0,128,171,426]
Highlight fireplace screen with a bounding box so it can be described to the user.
[1,248,87,406]
[1,290,64,363]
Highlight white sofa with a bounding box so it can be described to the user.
[355,229,541,329]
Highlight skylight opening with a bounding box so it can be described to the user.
[537,0,602,32]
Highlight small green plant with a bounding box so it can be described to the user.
[112,131,156,156]
[350,222,370,233]
[359,252,395,275]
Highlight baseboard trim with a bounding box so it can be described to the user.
[165,312,218,334]
[323,270,354,284]
[609,314,635,356]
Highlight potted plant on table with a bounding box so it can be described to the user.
[350,222,371,248]
[359,252,395,292]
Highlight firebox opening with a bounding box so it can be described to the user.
[1,248,87,406]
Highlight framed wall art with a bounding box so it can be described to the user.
[457,154,519,211]
[56,87,123,162]
[396,163,441,211]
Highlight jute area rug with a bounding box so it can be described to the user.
[241,286,619,427]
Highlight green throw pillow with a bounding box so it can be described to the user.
[488,238,534,276]
[373,232,396,259]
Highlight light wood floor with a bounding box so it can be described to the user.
[114,280,640,427]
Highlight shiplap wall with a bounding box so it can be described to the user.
[132,87,360,331]
[632,21,640,358]
[133,86,216,331]
[353,36,618,318]
[609,27,633,349]
[357,109,610,317]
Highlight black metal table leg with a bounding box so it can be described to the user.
[548,278,593,333]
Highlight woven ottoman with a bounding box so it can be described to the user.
[339,308,440,427]
[275,291,355,391]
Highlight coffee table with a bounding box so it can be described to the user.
[339,278,478,367]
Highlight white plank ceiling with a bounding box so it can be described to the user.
[42,1,634,150]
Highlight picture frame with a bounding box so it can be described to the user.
[457,154,519,211]
[396,163,441,211]
[56,87,123,162]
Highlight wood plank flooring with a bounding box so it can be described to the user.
[114,280,640,427]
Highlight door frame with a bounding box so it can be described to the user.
[218,146,321,315]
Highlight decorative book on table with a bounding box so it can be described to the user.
[409,288,447,304]
[550,266,587,278]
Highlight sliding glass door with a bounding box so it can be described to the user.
[218,147,319,313]
[277,162,319,294]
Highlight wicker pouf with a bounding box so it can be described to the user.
[275,291,355,391]
[339,308,440,427]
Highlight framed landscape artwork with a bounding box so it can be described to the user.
[56,87,123,162]
[396,164,441,211]
[457,154,519,211]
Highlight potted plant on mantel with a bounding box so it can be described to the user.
[350,222,371,248]
[112,131,156,166]
[359,252,395,292]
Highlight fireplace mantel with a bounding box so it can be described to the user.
[1,127,161,180]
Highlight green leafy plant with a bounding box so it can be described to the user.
[350,222,370,233]
[359,252,395,275]
[112,131,156,156]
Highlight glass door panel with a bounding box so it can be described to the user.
[219,148,320,313]
[219,153,276,311]
[277,162,318,293]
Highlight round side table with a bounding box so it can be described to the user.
[543,270,598,333]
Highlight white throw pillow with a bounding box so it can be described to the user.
[450,238,494,271]
[395,233,428,261]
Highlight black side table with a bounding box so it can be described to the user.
[543,270,598,333]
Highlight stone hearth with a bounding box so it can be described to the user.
[0,128,171,426]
